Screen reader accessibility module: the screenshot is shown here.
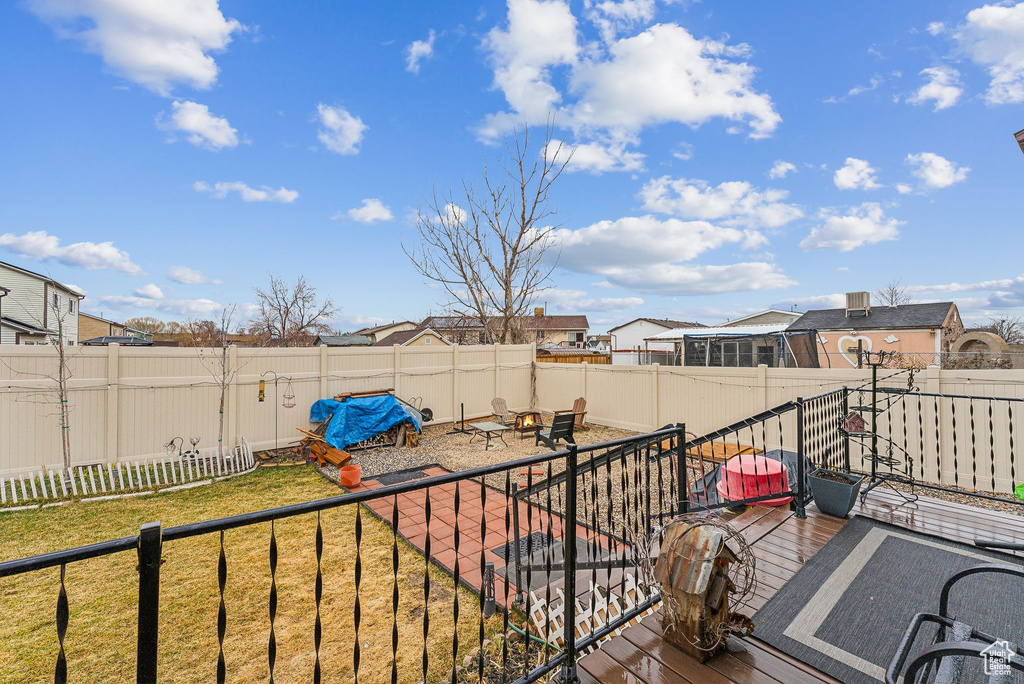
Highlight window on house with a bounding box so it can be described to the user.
[68,298,74,313]
[424,337,432,345]
[53,293,60,309]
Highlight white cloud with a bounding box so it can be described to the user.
[343,198,394,224]
[157,100,239,150]
[481,0,580,123]
[554,139,645,173]
[405,29,436,73]
[549,214,794,294]
[847,75,882,97]
[604,262,795,295]
[800,203,903,252]
[640,177,803,229]
[478,2,779,144]
[445,203,468,224]
[671,142,693,161]
[544,287,644,311]
[771,293,846,310]
[568,23,780,140]
[906,152,970,188]
[26,0,242,96]
[193,181,298,203]
[954,2,1024,104]
[315,103,367,155]
[768,160,797,179]
[168,265,221,285]
[584,0,656,44]
[134,283,163,299]
[927,21,946,36]
[99,294,223,316]
[0,230,142,274]
[833,157,882,190]
[907,66,963,110]
[896,183,913,194]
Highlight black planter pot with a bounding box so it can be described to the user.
[808,468,864,518]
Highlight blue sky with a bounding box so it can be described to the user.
[2,0,1023,332]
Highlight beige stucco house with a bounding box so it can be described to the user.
[787,294,962,368]
[0,260,83,345]
[418,311,589,346]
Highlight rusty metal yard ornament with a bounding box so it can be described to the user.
[651,516,756,662]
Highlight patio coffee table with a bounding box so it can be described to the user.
[469,421,510,450]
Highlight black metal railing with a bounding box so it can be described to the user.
[846,386,1024,506]
[0,428,685,684]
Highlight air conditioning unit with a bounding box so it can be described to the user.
[846,291,871,318]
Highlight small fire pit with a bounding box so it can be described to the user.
[513,411,541,439]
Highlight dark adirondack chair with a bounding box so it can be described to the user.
[536,411,576,449]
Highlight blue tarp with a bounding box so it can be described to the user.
[310,395,421,450]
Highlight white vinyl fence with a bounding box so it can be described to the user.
[536,362,1024,496]
[0,344,534,477]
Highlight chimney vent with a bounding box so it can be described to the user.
[846,292,871,318]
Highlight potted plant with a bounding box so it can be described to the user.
[808,468,864,518]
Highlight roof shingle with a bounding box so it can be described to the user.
[787,302,956,331]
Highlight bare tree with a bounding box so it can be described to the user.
[123,316,170,335]
[182,306,262,459]
[404,121,572,343]
[250,273,340,346]
[984,316,1024,344]
[875,278,912,306]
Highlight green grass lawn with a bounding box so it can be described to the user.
[0,466,498,683]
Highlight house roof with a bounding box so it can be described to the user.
[647,323,790,341]
[0,260,84,296]
[355,320,415,335]
[374,328,450,346]
[316,334,373,346]
[1,316,51,335]
[418,314,589,331]
[79,311,124,326]
[609,317,703,332]
[787,302,956,331]
[720,309,800,326]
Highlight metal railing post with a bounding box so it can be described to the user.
[136,522,162,683]
[676,423,688,515]
[842,387,851,473]
[795,399,807,519]
[559,443,580,684]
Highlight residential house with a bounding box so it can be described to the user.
[0,260,83,345]
[418,310,588,346]
[354,321,417,344]
[644,323,819,367]
[786,292,962,368]
[373,328,451,347]
[720,309,802,327]
[78,312,126,341]
[607,317,703,364]
[314,334,373,347]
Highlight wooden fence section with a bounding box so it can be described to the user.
[535,362,1024,496]
[0,344,534,477]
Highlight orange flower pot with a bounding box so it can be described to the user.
[339,465,362,488]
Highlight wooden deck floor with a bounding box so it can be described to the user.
[576,489,1024,684]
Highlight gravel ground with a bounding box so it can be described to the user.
[343,416,639,479]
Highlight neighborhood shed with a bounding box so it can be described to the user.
[314,334,373,347]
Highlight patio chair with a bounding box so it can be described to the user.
[536,411,576,449]
[554,397,588,430]
[491,397,518,426]
[886,540,1024,684]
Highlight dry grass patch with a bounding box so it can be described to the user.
[0,467,499,683]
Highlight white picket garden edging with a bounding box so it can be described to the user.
[0,438,256,509]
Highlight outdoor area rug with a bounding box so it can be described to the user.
[753,516,1024,684]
